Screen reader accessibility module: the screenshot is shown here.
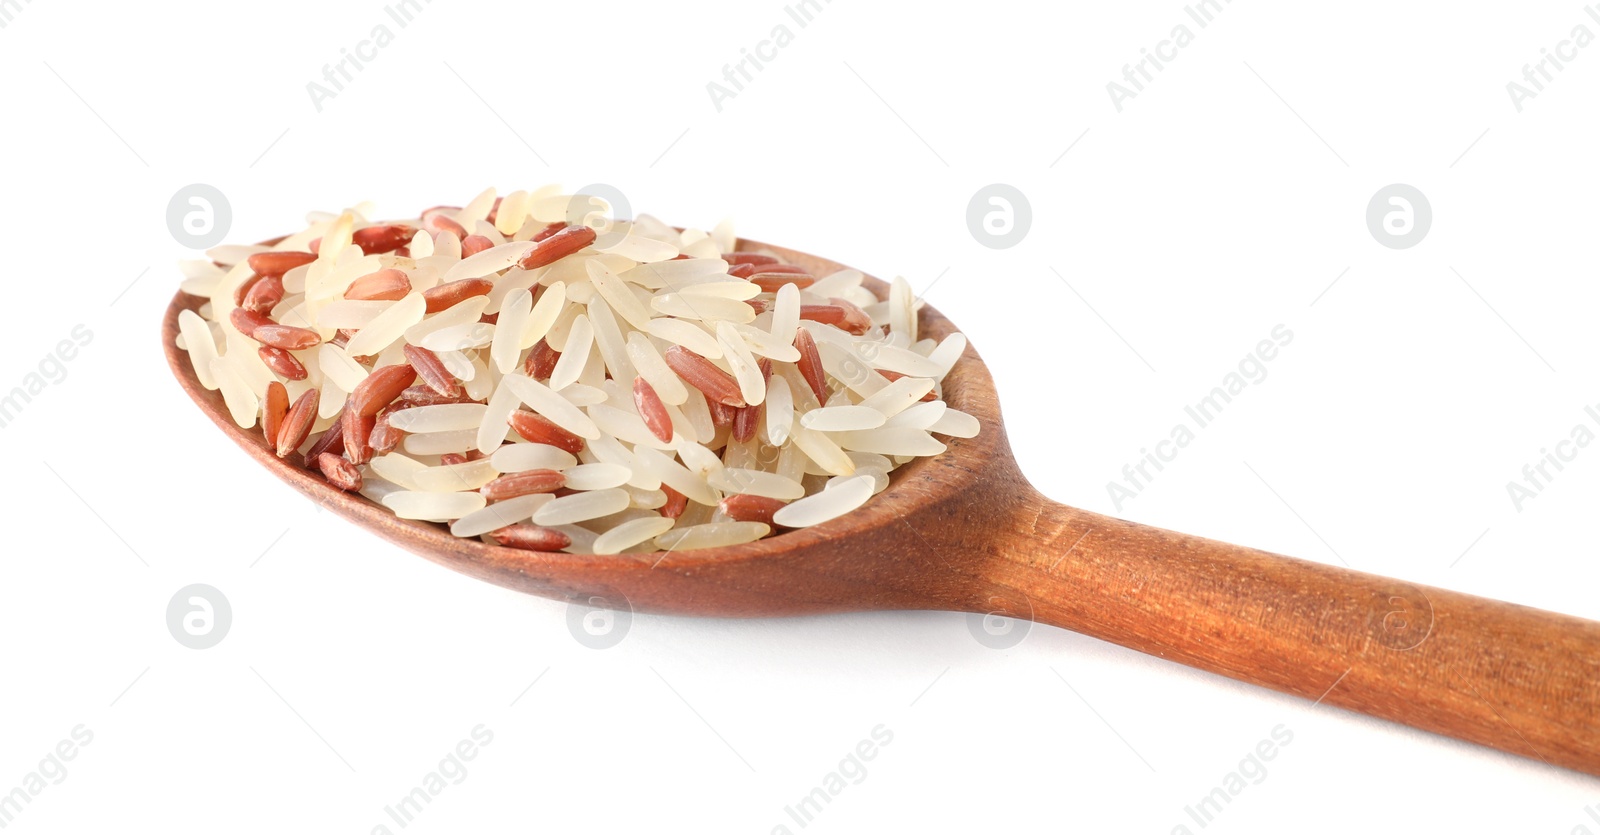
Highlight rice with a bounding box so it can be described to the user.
[533,488,632,526]
[386,403,488,433]
[491,443,578,472]
[655,521,770,550]
[450,493,551,538]
[175,186,979,553]
[592,515,676,555]
[800,405,887,432]
[772,474,874,528]
[403,429,478,456]
[382,490,487,521]
[562,462,633,491]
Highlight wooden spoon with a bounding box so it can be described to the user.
[164,237,1600,776]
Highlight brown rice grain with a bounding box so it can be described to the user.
[343,411,376,465]
[242,275,285,314]
[518,225,596,270]
[719,494,789,526]
[303,405,347,464]
[402,345,462,397]
[262,381,288,447]
[663,345,746,407]
[632,377,673,444]
[352,224,414,255]
[793,328,829,404]
[275,388,320,458]
[480,469,566,501]
[344,268,412,301]
[246,251,316,278]
[251,324,322,351]
[660,484,688,519]
[229,307,273,337]
[423,278,494,313]
[349,364,418,417]
[487,524,572,551]
[258,347,308,380]
[317,453,363,492]
[524,338,560,380]
[507,409,586,454]
[369,412,403,455]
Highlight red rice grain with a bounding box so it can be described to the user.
[275,388,320,458]
[246,251,316,278]
[258,347,309,380]
[663,345,746,407]
[402,345,463,397]
[719,494,789,526]
[633,377,673,443]
[317,453,363,492]
[262,382,288,447]
[507,409,586,454]
[793,328,828,404]
[480,469,566,501]
[423,278,493,313]
[487,524,572,551]
[518,225,596,270]
[349,364,418,417]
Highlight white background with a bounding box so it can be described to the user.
[2,0,1597,832]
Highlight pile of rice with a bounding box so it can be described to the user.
[175,186,978,554]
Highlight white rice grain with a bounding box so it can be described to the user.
[492,287,533,373]
[450,493,551,538]
[387,403,489,433]
[502,374,602,439]
[800,405,887,432]
[708,468,805,500]
[592,516,677,555]
[383,490,487,521]
[178,309,220,390]
[772,475,874,528]
[532,488,631,526]
[562,462,633,491]
[654,522,769,551]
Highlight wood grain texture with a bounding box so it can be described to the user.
[163,236,1600,776]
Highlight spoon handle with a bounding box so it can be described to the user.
[970,492,1600,775]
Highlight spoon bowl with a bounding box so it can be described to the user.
[165,236,1600,777]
